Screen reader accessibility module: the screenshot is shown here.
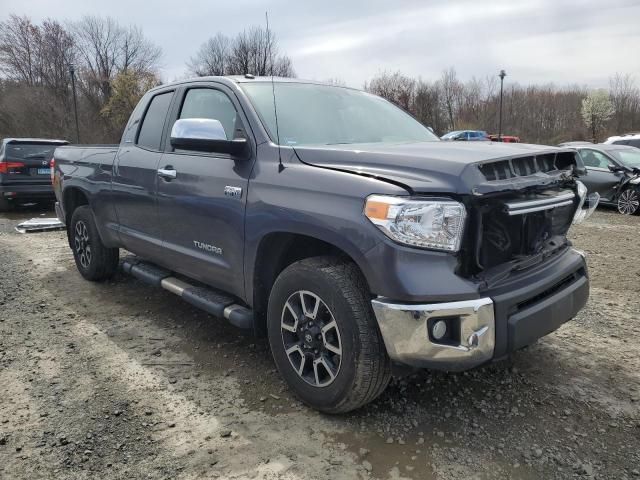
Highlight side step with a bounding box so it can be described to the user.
[121,257,253,329]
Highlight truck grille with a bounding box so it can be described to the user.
[478,152,575,182]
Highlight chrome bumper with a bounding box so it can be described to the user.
[371,297,495,371]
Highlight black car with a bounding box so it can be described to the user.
[0,138,68,211]
[573,144,640,214]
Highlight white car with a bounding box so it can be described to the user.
[604,133,640,148]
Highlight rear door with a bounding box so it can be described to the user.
[112,89,175,260]
[577,148,623,202]
[155,83,255,298]
[0,141,63,185]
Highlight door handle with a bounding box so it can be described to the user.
[157,167,177,180]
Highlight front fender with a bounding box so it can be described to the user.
[244,160,408,306]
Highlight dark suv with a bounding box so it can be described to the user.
[0,138,68,211]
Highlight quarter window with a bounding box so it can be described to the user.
[137,91,174,150]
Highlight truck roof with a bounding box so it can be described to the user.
[148,76,356,93]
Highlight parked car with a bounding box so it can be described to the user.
[604,132,640,148]
[441,130,489,141]
[0,138,68,211]
[572,144,640,214]
[488,134,520,143]
[53,76,596,412]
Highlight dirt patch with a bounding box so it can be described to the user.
[1,207,639,479]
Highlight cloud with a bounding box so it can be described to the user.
[2,0,638,88]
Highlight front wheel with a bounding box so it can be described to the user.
[617,188,640,215]
[267,256,391,413]
[69,206,119,281]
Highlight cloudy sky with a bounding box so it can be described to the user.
[3,0,639,88]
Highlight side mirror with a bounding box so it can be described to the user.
[170,118,248,157]
[608,164,624,173]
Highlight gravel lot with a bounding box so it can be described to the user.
[1,203,639,480]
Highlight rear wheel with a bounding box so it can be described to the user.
[267,256,391,413]
[617,188,640,215]
[69,206,119,281]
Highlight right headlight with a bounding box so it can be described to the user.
[364,195,467,252]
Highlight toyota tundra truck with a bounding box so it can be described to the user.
[52,76,598,413]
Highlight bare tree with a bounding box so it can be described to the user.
[0,15,41,85]
[364,71,415,111]
[609,73,639,133]
[187,33,231,76]
[187,26,295,78]
[73,16,161,105]
[440,68,463,131]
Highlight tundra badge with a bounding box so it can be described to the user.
[193,241,223,255]
[224,186,242,198]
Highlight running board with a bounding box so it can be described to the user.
[121,257,253,329]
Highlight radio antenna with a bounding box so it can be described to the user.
[266,11,283,170]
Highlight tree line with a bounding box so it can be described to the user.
[1,13,639,145]
[364,70,639,144]
[0,15,292,143]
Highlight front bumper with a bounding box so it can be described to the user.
[371,248,589,371]
[372,297,495,371]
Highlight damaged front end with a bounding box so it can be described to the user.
[458,151,599,286]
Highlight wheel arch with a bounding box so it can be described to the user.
[249,230,374,337]
[62,186,90,222]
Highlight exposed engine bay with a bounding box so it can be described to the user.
[459,151,594,286]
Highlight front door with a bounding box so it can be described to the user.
[156,84,255,298]
[577,149,623,202]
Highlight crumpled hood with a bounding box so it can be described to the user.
[293,141,571,194]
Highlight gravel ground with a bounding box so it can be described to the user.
[0,203,639,480]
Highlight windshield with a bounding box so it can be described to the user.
[610,149,640,168]
[241,82,439,146]
[5,143,58,160]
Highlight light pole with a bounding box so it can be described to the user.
[69,63,80,144]
[498,69,506,141]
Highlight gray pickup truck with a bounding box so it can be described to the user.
[53,76,597,412]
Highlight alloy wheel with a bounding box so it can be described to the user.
[74,220,92,269]
[280,290,342,387]
[618,189,639,215]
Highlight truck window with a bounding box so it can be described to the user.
[580,149,613,169]
[137,91,174,150]
[178,88,238,140]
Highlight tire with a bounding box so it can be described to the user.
[69,205,119,281]
[617,188,640,215]
[0,197,12,212]
[267,256,391,413]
